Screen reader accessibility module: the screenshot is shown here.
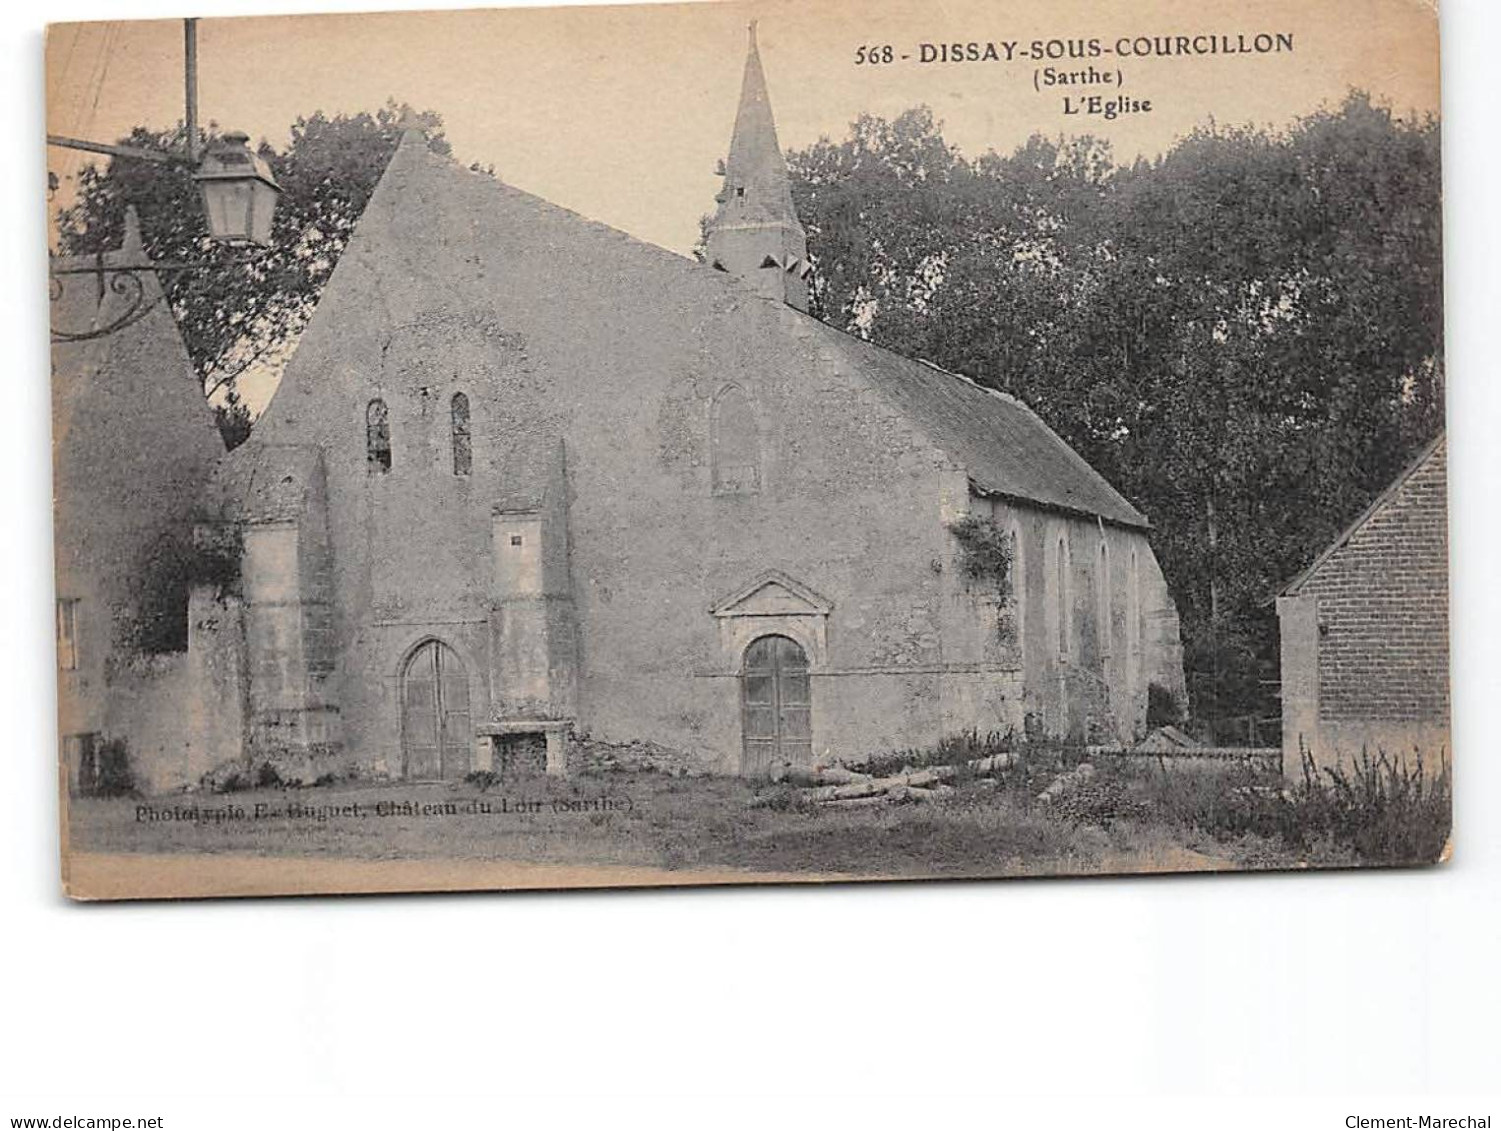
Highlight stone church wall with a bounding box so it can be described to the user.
[977,497,1183,746]
[233,140,1182,777]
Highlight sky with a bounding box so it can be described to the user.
[47,0,1440,253]
[44,0,1440,408]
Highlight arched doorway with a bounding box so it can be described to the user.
[741,634,812,776]
[401,639,472,781]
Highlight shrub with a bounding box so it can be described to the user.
[1146,682,1180,728]
[1295,748,1451,866]
[187,525,244,596]
[1107,746,1451,866]
[464,769,504,792]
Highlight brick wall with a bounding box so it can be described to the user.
[1296,439,1449,725]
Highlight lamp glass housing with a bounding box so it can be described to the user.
[192,131,281,246]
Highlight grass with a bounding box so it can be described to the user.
[1040,745,1450,869]
[66,738,1449,881]
[68,770,1227,879]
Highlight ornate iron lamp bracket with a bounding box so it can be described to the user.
[48,253,268,345]
[49,257,172,344]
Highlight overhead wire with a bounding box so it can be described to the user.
[59,22,117,193]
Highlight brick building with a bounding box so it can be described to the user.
[1276,434,1450,776]
[94,30,1186,790]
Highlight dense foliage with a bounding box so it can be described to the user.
[787,93,1443,725]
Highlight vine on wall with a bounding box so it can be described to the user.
[949,515,1013,594]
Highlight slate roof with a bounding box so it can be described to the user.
[809,323,1150,528]
[476,150,1149,527]
[716,22,801,232]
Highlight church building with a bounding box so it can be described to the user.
[136,28,1185,787]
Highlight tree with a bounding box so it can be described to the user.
[787,93,1444,727]
[54,100,453,447]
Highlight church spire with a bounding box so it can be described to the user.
[705,22,810,312]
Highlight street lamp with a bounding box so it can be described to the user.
[47,18,282,340]
[193,131,281,246]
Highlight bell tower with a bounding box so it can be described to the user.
[705,22,811,312]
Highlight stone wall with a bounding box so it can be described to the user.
[968,497,1183,746]
[107,589,248,793]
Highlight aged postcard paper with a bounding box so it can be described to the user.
[47,0,1447,900]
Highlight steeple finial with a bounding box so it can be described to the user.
[704,22,810,311]
[394,104,429,147]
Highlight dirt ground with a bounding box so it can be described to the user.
[64,770,1312,888]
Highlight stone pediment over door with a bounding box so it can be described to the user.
[710,570,832,670]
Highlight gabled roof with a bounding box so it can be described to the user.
[1279,431,1447,597]
[808,324,1150,528]
[255,130,1152,531]
[50,208,225,511]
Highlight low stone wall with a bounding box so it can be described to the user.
[106,590,248,793]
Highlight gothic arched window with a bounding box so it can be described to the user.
[711,384,761,495]
[1128,546,1142,659]
[1055,533,1071,659]
[1098,539,1112,659]
[1009,520,1025,651]
[366,398,391,473]
[451,392,472,477]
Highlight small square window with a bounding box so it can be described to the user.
[510,535,523,547]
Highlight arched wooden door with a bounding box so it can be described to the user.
[401,640,472,781]
[741,635,812,776]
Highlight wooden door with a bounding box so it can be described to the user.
[401,640,472,781]
[741,635,812,776]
